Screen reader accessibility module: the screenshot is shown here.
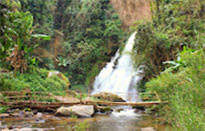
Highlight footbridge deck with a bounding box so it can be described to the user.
[85,100,168,106]
[0,90,168,111]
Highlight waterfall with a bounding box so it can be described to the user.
[92,32,144,102]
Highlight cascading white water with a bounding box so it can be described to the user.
[92,32,144,102]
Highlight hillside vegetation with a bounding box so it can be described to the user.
[19,0,124,84]
[131,0,205,130]
[147,49,205,130]
[0,0,124,86]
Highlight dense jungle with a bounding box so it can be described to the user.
[0,0,204,131]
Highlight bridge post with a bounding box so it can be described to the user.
[154,91,161,102]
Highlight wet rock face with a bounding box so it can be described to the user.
[110,0,152,27]
[56,105,94,118]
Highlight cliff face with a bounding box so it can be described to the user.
[110,0,152,27]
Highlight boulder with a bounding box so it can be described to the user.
[114,108,123,112]
[36,112,43,118]
[134,109,144,114]
[11,113,21,117]
[25,112,34,117]
[93,92,125,102]
[97,106,112,113]
[0,113,9,118]
[133,105,145,111]
[56,105,94,118]
[140,127,156,131]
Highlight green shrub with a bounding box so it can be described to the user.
[0,67,68,91]
[146,49,205,130]
[0,106,8,113]
[132,0,205,80]
[75,121,90,131]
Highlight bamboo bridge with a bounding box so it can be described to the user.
[0,90,168,112]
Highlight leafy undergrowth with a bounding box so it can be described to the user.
[132,0,205,81]
[146,49,205,130]
[71,84,88,94]
[0,67,68,92]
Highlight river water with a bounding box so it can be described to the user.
[1,111,168,131]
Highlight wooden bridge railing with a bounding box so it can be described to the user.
[89,91,161,102]
[0,90,167,111]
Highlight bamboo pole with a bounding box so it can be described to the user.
[0,91,168,110]
[154,91,161,102]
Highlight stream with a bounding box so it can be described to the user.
[0,109,168,131]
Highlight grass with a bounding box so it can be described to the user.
[66,121,90,131]
[0,66,70,104]
[71,84,89,94]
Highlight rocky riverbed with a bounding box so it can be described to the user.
[0,106,169,131]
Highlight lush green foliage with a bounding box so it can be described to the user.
[13,0,124,84]
[20,0,56,36]
[0,67,68,91]
[0,0,50,73]
[146,49,205,130]
[0,0,123,92]
[131,1,205,130]
[0,106,8,113]
[54,0,124,83]
[132,0,205,80]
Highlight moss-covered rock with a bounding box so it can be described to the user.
[93,92,125,102]
[48,71,71,87]
[98,106,112,113]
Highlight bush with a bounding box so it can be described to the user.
[0,106,8,113]
[146,49,205,130]
[132,0,205,80]
[0,67,68,91]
